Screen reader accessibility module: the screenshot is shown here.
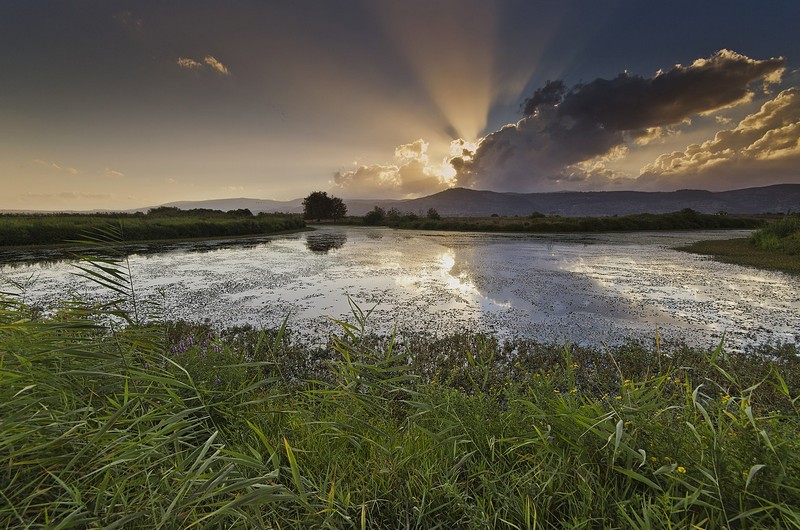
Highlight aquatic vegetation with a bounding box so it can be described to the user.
[1,228,798,528]
[351,208,764,233]
[2,288,799,527]
[0,211,305,247]
[751,214,800,255]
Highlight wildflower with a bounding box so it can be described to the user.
[650,456,658,463]
[721,394,731,405]
[615,395,622,400]
[677,466,686,474]
[664,456,672,463]
[570,388,577,395]
[624,421,632,427]
[214,375,222,386]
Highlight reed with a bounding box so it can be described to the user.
[1,234,798,528]
[0,212,305,247]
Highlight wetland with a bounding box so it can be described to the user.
[2,226,797,350]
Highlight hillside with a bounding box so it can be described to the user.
[148,184,800,217]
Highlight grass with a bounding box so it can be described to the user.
[677,216,800,275]
[0,211,305,247]
[3,307,800,526]
[345,208,765,233]
[1,230,799,528]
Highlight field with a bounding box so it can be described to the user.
[678,216,800,275]
[2,248,799,528]
[0,210,306,247]
[678,238,800,275]
[346,208,765,233]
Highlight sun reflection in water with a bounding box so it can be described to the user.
[396,249,513,308]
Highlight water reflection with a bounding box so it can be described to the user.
[1,227,796,349]
[305,231,347,253]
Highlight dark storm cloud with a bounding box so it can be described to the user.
[556,50,784,131]
[521,80,567,116]
[454,50,786,192]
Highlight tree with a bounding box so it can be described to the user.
[331,197,347,221]
[363,206,385,226]
[426,208,441,220]
[302,191,346,221]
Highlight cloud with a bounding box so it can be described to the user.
[177,55,230,76]
[452,50,786,192]
[104,168,125,177]
[203,56,230,76]
[333,139,454,198]
[30,159,79,175]
[555,50,783,131]
[177,57,203,70]
[638,88,800,189]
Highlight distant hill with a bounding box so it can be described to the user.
[345,184,800,217]
[159,197,304,214]
[146,184,800,217]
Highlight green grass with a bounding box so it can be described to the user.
[344,209,765,233]
[751,215,800,255]
[1,233,798,528]
[0,211,305,247]
[2,296,799,527]
[677,216,800,275]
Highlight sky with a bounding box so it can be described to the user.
[2,0,800,211]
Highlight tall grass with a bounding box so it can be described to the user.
[350,209,764,233]
[0,212,305,247]
[1,235,799,527]
[751,215,800,255]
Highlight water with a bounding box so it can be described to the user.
[1,227,798,349]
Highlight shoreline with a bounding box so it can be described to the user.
[675,237,800,275]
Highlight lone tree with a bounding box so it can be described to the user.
[302,191,347,221]
[330,197,347,221]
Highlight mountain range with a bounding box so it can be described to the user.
[160,184,800,217]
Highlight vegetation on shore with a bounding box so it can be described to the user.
[350,207,765,233]
[0,208,305,247]
[2,238,799,528]
[678,215,800,274]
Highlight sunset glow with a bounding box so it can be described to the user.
[1,1,798,210]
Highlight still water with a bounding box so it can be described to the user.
[1,227,798,349]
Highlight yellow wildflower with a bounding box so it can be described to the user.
[677,466,686,474]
